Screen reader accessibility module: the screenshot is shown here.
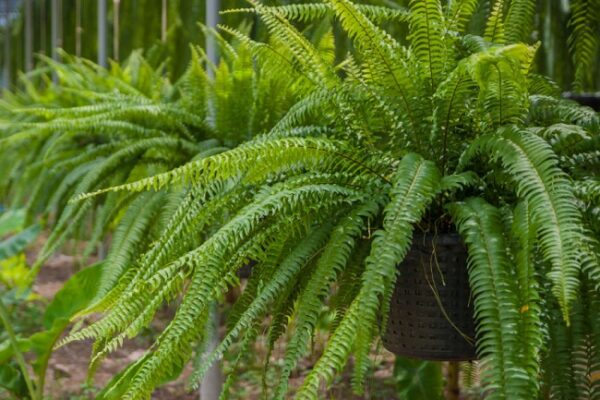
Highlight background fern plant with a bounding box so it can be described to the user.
[0,27,306,284]
[38,1,598,399]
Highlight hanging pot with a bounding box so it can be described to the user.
[237,259,256,279]
[382,233,477,361]
[563,92,600,111]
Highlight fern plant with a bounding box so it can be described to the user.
[26,0,600,399]
[0,25,307,284]
[0,26,311,397]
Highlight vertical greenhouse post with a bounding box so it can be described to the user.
[205,0,219,79]
[161,0,167,43]
[2,0,10,88]
[113,0,119,61]
[201,2,223,399]
[98,0,107,67]
[51,0,61,60]
[75,0,81,57]
[51,0,61,82]
[40,0,46,55]
[24,0,33,71]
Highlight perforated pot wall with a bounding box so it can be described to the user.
[382,233,477,361]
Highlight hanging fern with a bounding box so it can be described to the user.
[0,0,598,399]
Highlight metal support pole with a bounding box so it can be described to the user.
[75,0,81,57]
[112,0,119,61]
[205,0,219,78]
[161,0,167,43]
[201,4,222,398]
[3,0,11,88]
[24,0,33,71]
[200,304,223,400]
[51,0,61,82]
[51,0,60,59]
[205,0,220,125]
[40,0,46,54]
[97,0,106,67]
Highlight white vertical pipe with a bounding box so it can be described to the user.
[3,0,11,88]
[204,0,219,126]
[205,0,219,78]
[97,0,107,67]
[24,0,33,71]
[201,3,223,398]
[200,304,223,400]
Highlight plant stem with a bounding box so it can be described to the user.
[0,298,37,400]
[445,361,460,400]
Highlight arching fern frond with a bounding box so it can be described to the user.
[529,95,600,133]
[409,0,447,90]
[445,0,480,33]
[509,200,543,398]
[568,0,600,91]
[296,153,441,398]
[460,127,582,321]
[484,0,505,44]
[449,198,537,399]
[327,0,420,131]
[471,44,535,127]
[72,137,392,201]
[222,3,409,24]
[94,191,167,301]
[504,0,537,43]
[274,201,382,398]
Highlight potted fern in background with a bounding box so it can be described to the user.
[0,26,304,398]
[52,1,599,399]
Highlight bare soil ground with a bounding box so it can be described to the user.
[30,247,399,399]
[28,246,200,400]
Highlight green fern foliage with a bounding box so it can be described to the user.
[568,0,600,90]
[1,0,598,399]
[450,198,536,399]
[408,0,447,90]
[504,0,537,43]
[484,0,506,44]
[461,127,583,320]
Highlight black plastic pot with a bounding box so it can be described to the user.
[237,259,256,279]
[382,233,477,361]
[563,92,600,111]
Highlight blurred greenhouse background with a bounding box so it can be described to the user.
[1,0,599,91]
[0,0,259,87]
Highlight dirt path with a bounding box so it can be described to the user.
[31,250,196,399]
[30,248,398,399]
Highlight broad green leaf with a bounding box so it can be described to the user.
[394,357,443,400]
[0,363,29,399]
[0,210,26,237]
[44,262,103,329]
[0,224,41,260]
